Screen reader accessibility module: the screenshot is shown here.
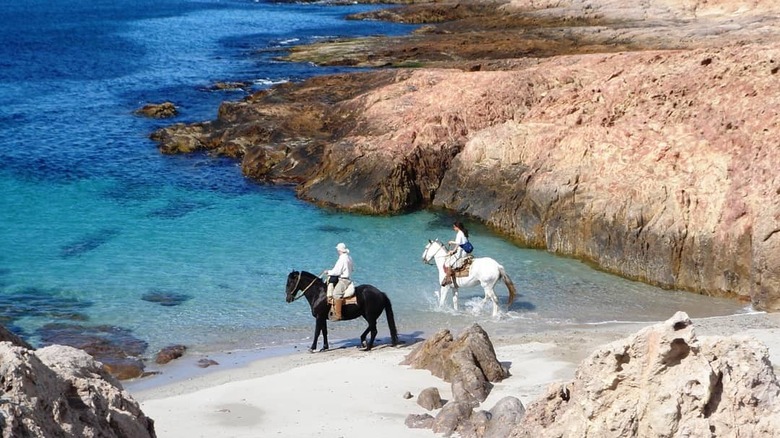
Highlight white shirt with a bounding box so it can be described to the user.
[454,230,467,246]
[328,252,353,278]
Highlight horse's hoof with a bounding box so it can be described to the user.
[320,347,329,352]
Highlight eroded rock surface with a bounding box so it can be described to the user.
[0,342,156,438]
[512,311,780,437]
[402,324,509,404]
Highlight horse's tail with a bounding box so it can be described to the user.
[383,294,399,346]
[498,265,517,309]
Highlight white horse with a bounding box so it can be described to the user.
[421,239,517,316]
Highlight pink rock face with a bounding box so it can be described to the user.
[431,46,780,309]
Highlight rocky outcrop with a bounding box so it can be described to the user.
[150,0,780,309]
[435,45,780,309]
[135,102,177,118]
[511,311,780,437]
[402,324,521,437]
[0,342,156,438]
[402,324,510,404]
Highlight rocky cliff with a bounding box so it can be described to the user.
[151,0,780,310]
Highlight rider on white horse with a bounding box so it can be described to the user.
[443,221,471,287]
[422,239,516,317]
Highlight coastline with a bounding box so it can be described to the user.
[127,312,780,437]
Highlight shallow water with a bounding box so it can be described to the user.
[0,0,750,365]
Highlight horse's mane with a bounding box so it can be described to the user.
[295,270,324,286]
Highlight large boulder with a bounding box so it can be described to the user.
[512,312,780,437]
[0,342,156,438]
[402,324,510,404]
[403,326,523,437]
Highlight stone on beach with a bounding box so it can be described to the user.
[154,344,187,365]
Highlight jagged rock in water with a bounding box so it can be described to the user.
[135,102,177,119]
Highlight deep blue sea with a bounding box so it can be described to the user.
[0,0,750,369]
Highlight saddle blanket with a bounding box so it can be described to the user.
[329,296,358,305]
[454,257,474,277]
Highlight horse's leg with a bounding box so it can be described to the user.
[484,285,500,317]
[364,320,378,350]
[360,326,370,349]
[438,285,449,307]
[321,318,329,351]
[452,287,459,311]
[310,318,322,352]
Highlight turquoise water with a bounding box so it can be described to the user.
[0,0,750,364]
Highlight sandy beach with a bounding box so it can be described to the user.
[127,312,780,438]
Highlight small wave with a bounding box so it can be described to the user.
[276,38,300,46]
[253,78,289,87]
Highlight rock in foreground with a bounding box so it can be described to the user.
[0,342,156,438]
[512,312,780,437]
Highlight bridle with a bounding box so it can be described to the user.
[423,240,446,265]
[289,271,320,301]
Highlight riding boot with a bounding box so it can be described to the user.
[332,298,344,321]
[450,270,458,289]
[442,267,452,287]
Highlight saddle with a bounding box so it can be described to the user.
[454,256,474,277]
[327,295,357,306]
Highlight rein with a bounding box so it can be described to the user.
[291,271,320,301]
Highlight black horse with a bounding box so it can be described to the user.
[285,270,399,352]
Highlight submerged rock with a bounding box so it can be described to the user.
[141,290,192,307]
[37,323,148,380]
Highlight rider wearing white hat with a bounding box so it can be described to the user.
[322,242,354,320]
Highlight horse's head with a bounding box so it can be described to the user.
[286,270,323,302]
[422,239,445,263]
[285,271,302,303]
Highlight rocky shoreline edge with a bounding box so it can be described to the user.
[149,0,780,312]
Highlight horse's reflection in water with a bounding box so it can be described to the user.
[285,270,399,352]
